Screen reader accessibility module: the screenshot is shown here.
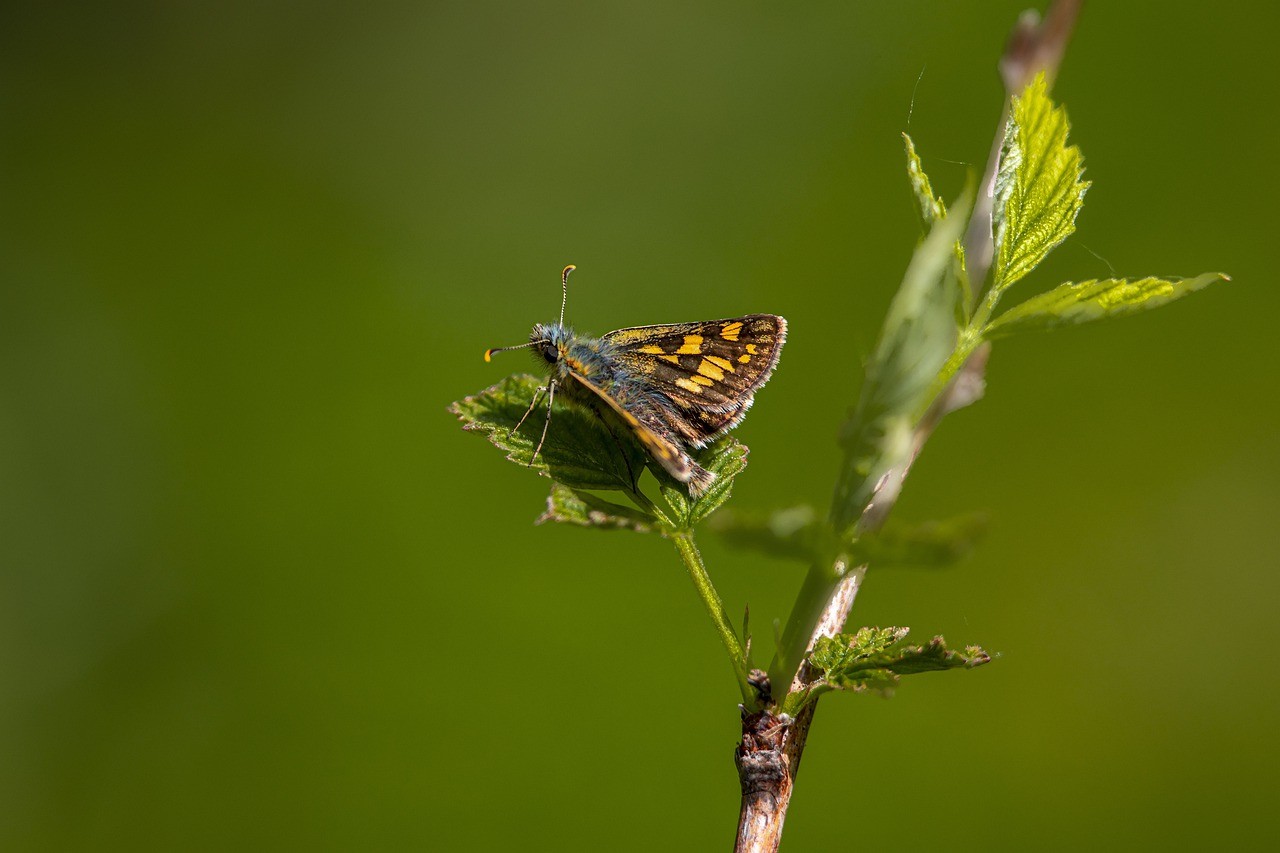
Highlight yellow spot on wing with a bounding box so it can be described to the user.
[676,335,703,354]
[658,354,679,364]
[705,355,733,372]
[675,377,702,394]
[721,322,743,341]
[697,359,725,381]
[638,344,666,354]
[737,354,751,364]
[691,374,714,386]
[746,343,759,354]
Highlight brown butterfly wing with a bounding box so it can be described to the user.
[563,370,715,494]
[604,315,786,446]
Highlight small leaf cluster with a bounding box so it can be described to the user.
[751,72,1223,705]
[822,72,1225,543]
[805,628,991,701]
[978,76,1226,338]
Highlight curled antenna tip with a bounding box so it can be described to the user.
[485,340,543,362]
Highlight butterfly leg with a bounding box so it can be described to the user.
[529,379,557,466]
[512,384,548,436]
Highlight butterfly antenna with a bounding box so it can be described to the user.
[559,264,575,327]
[483,340,546,362]
[485,264,572,361]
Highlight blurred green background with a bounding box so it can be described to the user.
[3,2,1277,850]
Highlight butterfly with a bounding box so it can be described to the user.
[485,265,786,495]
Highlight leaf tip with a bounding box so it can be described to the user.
[963,645,994,668]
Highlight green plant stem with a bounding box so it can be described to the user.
[768,551,847,697]
[922,291,998,415]
[671,532,754,705]
[926,335,978,411]
[970,279,1003,331]
[776,298,994,695]
[626,485,672,529]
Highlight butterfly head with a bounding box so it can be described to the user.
[529,323,568,365]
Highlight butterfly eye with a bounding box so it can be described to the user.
[540,342,559,363]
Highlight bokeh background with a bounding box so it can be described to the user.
[3,2,1277,850]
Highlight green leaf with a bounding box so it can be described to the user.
[903,132,947,227]
[992,73,1090,290]
[449,374,648,492]
[537,483,655,532]
[814,626,911,666]
[709,504,826,562]
[809,628,991,697]
[851,513,989,569]
[904,133,970,317]
[984,273,1229,339]
[451,376,751,533]
[659,436,749,530]
[831,191,971,535]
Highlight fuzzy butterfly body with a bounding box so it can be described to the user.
[487,267,786,496]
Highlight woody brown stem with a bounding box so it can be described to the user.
[733,567,863,853]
